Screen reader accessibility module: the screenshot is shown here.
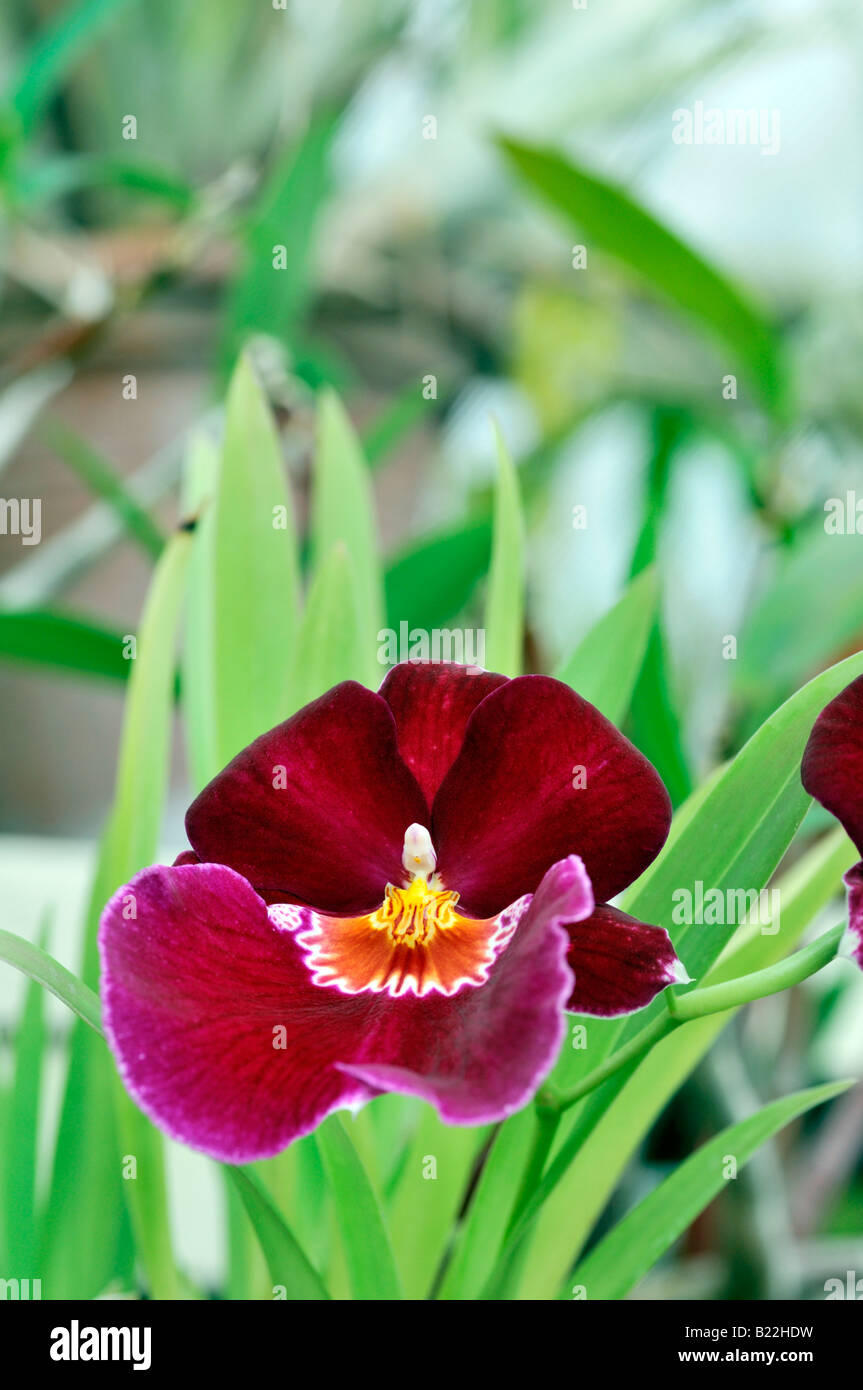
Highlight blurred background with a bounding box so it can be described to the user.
[2,0,863,1298]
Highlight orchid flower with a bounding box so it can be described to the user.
[99,661,683,1162]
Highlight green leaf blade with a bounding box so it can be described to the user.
[555,565,657,724]
[225,1167,329,1301]
[311,390,384,689]
[499,137,783,412]
[567,1081,853,1301]
[211,355,300,764]
[484,427,525,676]
[316,1115,403,1301]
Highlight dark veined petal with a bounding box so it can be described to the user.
[431,674,672,917]
[563,903,688,1017]
[185,681,428,915]
[802,673,863,855]
[99,863,372,1163]
[379,660,508,804]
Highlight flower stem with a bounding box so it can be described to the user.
[551,921,845,1116]
[506,1099,560,1237]
[666,921,845,1022]
[552,1012,678,1115]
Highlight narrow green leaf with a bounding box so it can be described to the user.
[39,933,133,1298]
[387,1106,485,1300]
[437,1109,535,1301]
[180,433,220,791]
[211,355,300,764]
[291,544,363,707]
[41,421,165,559]
[484,426,525,676]
[363,387,435,470]
[498,137,783,411]
[625,648,863,983]
[225,1167,329,1301]
[220,115,333,376]
[0,608,130,683]
[316,1115,402,1301]
[0,928,102,1036]
[311,389,384,688]
[555,566,657,724]
[736,522,863,733]
[567,1081,853,1300]
[8,0,138,136]
[385,519,492,633]
[108,531,191,874]
[18,155,193,209]
[3,919,48,1272]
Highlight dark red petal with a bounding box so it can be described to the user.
[99,864,372,1163]
[564,903,688,1017]
[431,674,672,917]
[802,673,863,855]
[842,863,863,970]
[379,660,509,803]
[337,854,592,1123]
[185,681,428,914]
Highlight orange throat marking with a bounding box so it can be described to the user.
[297,877,514,999]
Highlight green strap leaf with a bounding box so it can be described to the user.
[211,355,300,764]
[0,608,131,683]
[0,928,102,1036]
[291,544,362,708]
[498,137,784,413]
[311,389,385,688]
[219,114,334,377]
[437,1109,535,1301]
[565,1080,853,1300]
[484,426,525,676]
[3,919,49,1272]
[7,0,138,136]
[316,1115,403,1301]
[181,433,220,791]
[41,421,165,559]
[385,519,492,633]
[225,1167,330,1302]
[555,565,657,724]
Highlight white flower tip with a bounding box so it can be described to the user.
[669,957,693,986]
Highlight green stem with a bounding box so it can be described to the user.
[667,921,845,1022]
[552,923,845,1115]
[554,1012,677,1115]
[506,1099,560,1237]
